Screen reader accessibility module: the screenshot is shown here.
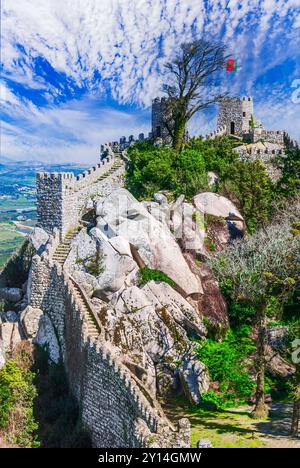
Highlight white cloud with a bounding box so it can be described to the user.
[1,0,300,163]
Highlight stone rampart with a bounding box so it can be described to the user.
[30,242,190,448]
[37,154,125,239]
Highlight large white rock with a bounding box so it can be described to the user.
[0,345,5,369]
[67,229,137,300]
[193,192,243,221]
[29,227,49,251]
[142,281,206,337]
[20,306,43,339]
[34,314,60,363]
[95,189,203,296]
[0,322,22,352]
[89,229,137,299]
[179,358,210,405]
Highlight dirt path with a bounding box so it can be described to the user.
[252,403,300,448]
[163,400,300,448]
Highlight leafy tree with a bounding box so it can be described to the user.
[222,159,274,233]
[162,39,228,152]
[126,142,207,199]
[0,342,39,447]
[186,136,238,181]
[276,148,300,198]
[209,206,300,418]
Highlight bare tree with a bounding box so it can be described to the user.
[162,39,229,153]
[209,201,300,419]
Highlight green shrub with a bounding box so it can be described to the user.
[126,143,207,200]
[196,327,256,408]
[138,267,176,288]
[204,237,217,252]
[222,159,275,233]
[85,251,104,276]
[186,136,238,180]
[0,342,39,447]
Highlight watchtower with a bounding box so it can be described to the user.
[217,96,254,135]
[151,97,173,143]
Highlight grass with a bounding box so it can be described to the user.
[0,222,24,268]
[164,397,270,448]
[188,406,266,448]
[0,196,34,211]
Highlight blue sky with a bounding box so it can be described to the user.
[1,0,300,163]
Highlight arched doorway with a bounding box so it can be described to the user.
[230,122,235,134]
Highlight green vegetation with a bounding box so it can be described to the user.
[0,222,24,269]
[209,206,300,418]
[126,142,207,200]
[196,327,256,409]
[85,250,104,276]
[126,136,280,232]
[0,343,39,448]
[0,239,35,288]
[276,148,300,198]
[138,267,176,288]
[222,159,274,233]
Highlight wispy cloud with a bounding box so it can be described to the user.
[1,0,299,162]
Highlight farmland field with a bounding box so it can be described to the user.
[0,160,89,269]
[0,222,24,268]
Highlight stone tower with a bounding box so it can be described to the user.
[151,97,173,143]
[217,96,254,135]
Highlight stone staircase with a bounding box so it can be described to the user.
[96,156,123,181]
[52,155,124,266]
[69,277,101,339]
[52,229,78,266]
[52,154,125,339]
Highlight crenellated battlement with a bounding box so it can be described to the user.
[30,236,190,448]
[36,153,125,238]
[204,125,227,140]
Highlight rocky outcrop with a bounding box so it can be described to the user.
[29,227,49,253]
[34,314,60,363]
[95,189,203,296]
[0,322,22,352]
[184,254,229,336]
[265,344,295,379]
[96,281,206,398]
[179,358,210,404]
[197,439,214,448]
[20,305,43,339]
[194,192,244,221]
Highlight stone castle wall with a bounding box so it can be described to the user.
[217,96,253,135]
[37,154,124,238]
[152,97,173,143]
[251,128,284,145]
[234,146,284,159]
[30,245,190,448]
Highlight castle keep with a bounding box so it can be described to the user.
[217,96,254,135]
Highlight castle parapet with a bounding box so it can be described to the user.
[36,154,118,238]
